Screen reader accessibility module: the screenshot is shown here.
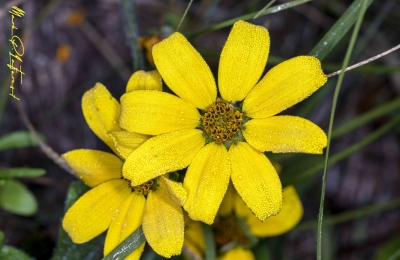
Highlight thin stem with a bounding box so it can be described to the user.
[177,0,194,32]
[253,0,276,20]
[326,43,400,78]
[316,0,368,258]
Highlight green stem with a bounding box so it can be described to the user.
[177,0,194,32]
[203,223,216,260]
[317,1,370,258]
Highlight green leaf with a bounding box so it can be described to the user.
[102,226,145,260]
[203,223,216,260]
[0,168,46,178]
[0,230,4,248]
[51,181,104,260]
[375,237,400,260]
[308,0,373,61]
[0,246,32,260]
[0,131,45,152]
[0,179,37,216]
[187,0,312,39]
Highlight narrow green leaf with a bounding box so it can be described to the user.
[177,0,194,32]
[187,0,311,39]
[375,236,400,260]
[51,181,104,260]
[283,115,400,186]
[316,1,370,258]
[294,198,400,231]
[332,97,400,138]
[203,223,216,260]
[0,230,4,248]
[0,179,37,216]
[308,0,373,61]
[0,246,32,260]
[0,168,46,178]
[102,227,145,260]
[0,131,45,152]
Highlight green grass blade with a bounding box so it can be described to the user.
[253,0,276,20]
[332,97,400,138]
[187,0,311,39]
[0,168,46,178]
[294,197,400,231]
[177,0,194,32]
[203,223,216,260]
[316,1,369,258]
[308,0,373,61]
[102,227,145,260]
[0,131,45,152]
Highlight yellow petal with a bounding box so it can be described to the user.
[153,32,217,109]
[104,193,146,259]
[217,182,234,217]
[120,91,200,135]
[219,20,270,102]
[184,143,230,224]
[126,70,162,92]
[184,213,205,257]
[247,186,303,237]
[123,129,205,186]
[62,149,122,188]
[143,181,184,257]
[161,176,187,206]
[108,130,151,159]
[243,116,327,154]
[82,83,121,154]
[243,56,327,118]
[218,247,255,260]
[63,179,131,243]
[233,188,254,220]
[229,142,282,221]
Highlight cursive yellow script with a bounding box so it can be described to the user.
[8,6,25,101]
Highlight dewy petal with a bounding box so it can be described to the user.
[82,83,121,154]
[108,130,151,159]
[104,193,146,259]
[62,179,131,243]
[142,180,184,257]
[243,56,327,118]
[243,116,327,154]
[123,129,205,186]
[229,142,282,221]
[120,91,200,135]
[153,32,217,109]
[126,70,162,92]
[184,143,231,224]
[218,247,255,260]
[62,149,122,188]
[217,182,234,217]
[246,186,303,237]
[161,176,187,206]
[219,20,270,102]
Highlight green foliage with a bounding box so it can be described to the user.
[0,179,37,216]
[52,181,104,260]
[102,226,145,260]
[203,223,216,260]
[0,246,32,260]
[0,131,44,152]
[0,168,46,178]
[0,230,4,248]
[375,237,400,260]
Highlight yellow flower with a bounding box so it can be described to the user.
[61,71,186,259]
[184,181,303,259]
[139,35,163,65]
[119,20,327,224]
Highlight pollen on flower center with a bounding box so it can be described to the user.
[201,99,243,144]
[131,179,157,195]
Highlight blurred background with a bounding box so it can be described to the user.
[0,0,399,259]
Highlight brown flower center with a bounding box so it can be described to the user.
[132,179,156,195]
[201,99,243,144]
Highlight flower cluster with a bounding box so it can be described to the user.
[62,20,327,259]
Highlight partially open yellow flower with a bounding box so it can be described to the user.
[61,72,186,259]
[119,20,327,224]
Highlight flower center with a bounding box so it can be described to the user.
[213,217,248,246]
[132,179,157,195]
[201,99,243,144]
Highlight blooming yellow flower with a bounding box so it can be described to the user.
[119,20,327,224]
[61,71,186,259]
[184,180,303,260]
